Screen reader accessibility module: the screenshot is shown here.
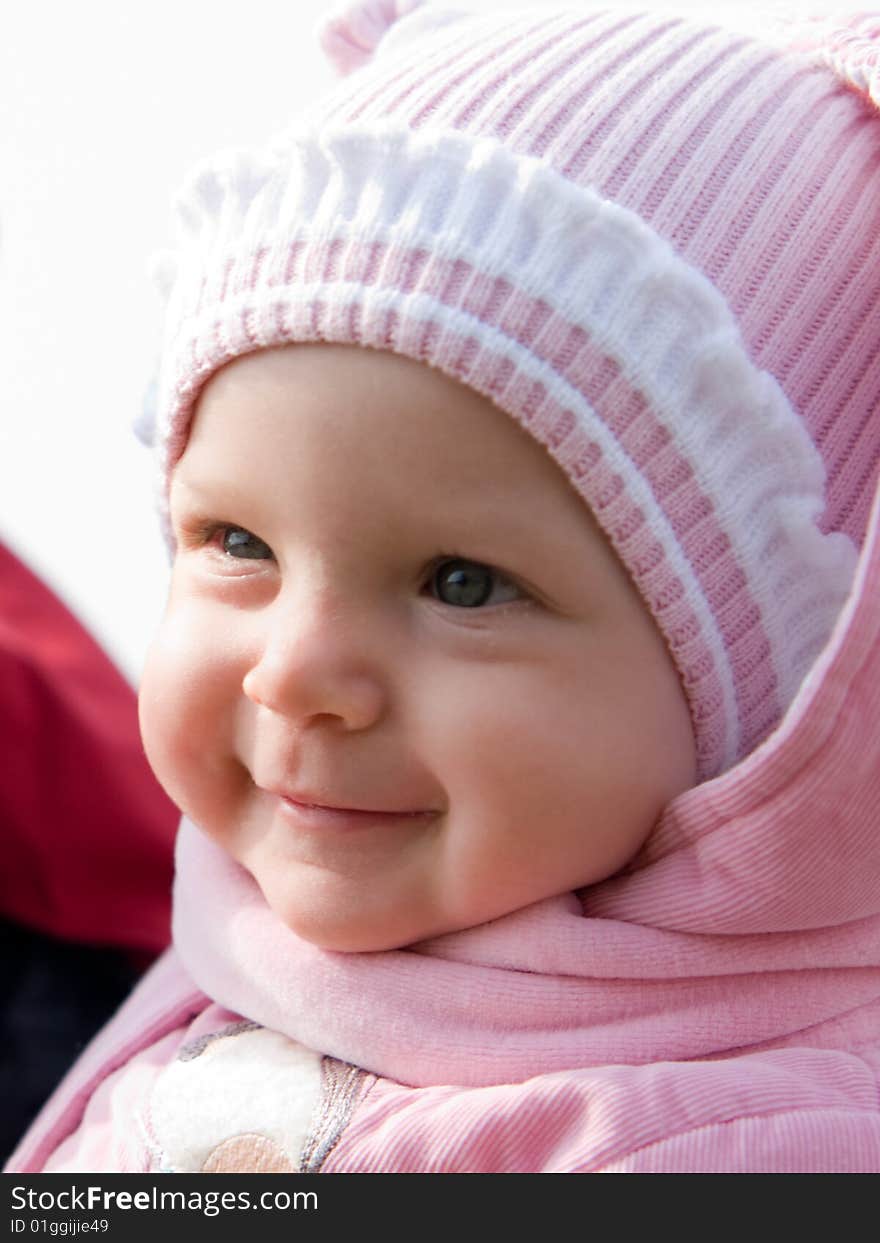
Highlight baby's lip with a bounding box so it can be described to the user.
[272,788,439,818]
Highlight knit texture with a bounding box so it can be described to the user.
[152,4,879,778]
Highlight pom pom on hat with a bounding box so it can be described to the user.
[317,0,430,75]
[789,9,880,109]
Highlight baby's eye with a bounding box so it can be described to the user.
[428,559,522,608]
[220,527,273,560]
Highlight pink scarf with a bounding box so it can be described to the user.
[173,487,880,1089]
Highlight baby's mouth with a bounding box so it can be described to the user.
[276,794,439,833]
[284,793,434,817]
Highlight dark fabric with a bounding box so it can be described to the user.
[0,917,139,1163]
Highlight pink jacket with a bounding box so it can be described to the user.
[7,481,880,1174]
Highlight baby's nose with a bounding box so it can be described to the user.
[241,595,388,732]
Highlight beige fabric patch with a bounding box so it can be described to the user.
[201,1133,298,1174]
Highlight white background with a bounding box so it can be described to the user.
[0,0,825,683]
[0,0,335,681]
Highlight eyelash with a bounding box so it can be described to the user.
[180,521,531,608]
[423,556,525,609]
[180,520,264,554]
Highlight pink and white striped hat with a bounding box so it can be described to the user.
[152,2,880,780]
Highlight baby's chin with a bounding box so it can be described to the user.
[249,867,450,954]
[269,908,446,955]
[255,868,591,954]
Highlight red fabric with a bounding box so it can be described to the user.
[0,541,177,955]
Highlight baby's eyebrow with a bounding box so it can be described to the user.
[169,473,278,535]
[170,472,233,505]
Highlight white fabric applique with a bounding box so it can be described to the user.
[145,1020,324,1173]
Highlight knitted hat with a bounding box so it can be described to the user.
[151,2,880,780]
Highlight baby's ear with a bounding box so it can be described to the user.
[316,0,471,77]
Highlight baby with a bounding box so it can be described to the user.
[8,0,880,1173]
[142,341,697,956]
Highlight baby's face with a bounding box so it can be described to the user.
[140,344,696,952]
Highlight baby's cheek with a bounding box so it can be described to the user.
[138,609,237,823]
[139,625,192,807]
